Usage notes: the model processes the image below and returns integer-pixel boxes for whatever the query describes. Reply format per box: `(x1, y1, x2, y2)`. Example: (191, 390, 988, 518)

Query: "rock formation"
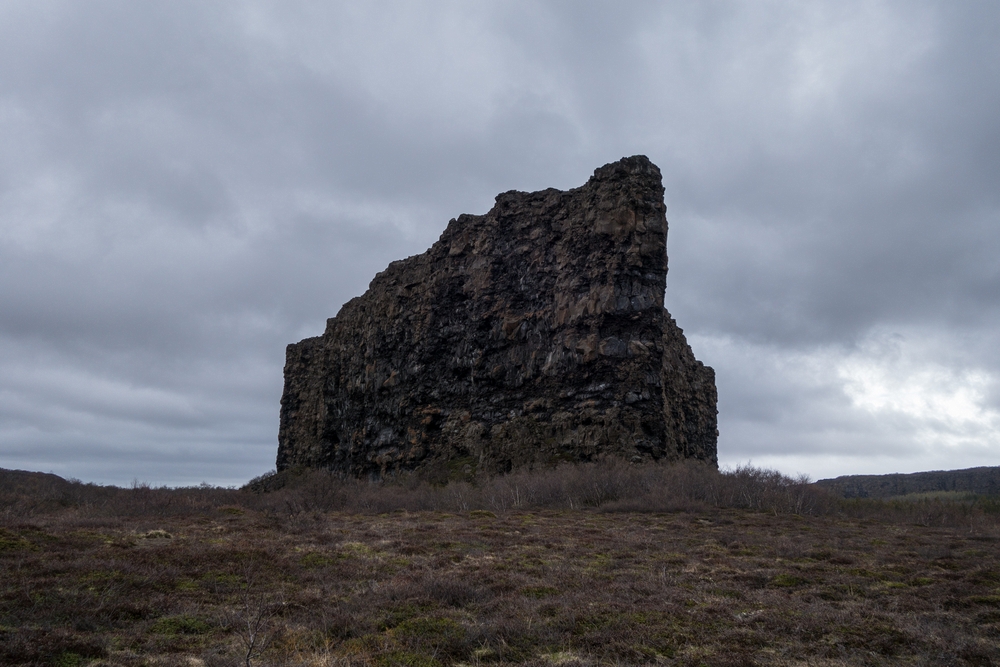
(277, 156, 717, 478)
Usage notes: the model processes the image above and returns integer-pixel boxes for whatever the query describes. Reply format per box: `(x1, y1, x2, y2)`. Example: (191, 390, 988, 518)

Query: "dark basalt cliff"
(277, 156, 717, 477)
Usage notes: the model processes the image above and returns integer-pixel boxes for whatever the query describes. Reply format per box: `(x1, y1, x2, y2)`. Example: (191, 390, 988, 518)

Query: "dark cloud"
(1, 1, 997, 485)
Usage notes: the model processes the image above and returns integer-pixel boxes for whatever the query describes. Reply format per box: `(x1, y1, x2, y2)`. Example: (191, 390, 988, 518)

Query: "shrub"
(3, 458, 997, 529)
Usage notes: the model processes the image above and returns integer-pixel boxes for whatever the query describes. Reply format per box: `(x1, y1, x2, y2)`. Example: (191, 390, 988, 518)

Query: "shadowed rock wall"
(277, 156, 717, 477)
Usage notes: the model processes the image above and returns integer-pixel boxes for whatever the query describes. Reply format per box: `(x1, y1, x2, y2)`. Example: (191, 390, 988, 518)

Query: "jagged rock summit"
(278, 156, 718, 478)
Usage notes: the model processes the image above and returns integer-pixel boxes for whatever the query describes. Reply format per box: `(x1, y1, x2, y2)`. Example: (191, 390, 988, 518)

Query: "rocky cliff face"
(277, 156, 717, 477)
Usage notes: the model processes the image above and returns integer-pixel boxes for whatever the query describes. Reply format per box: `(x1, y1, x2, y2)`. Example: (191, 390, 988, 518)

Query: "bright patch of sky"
(838, 331, 1000, 450)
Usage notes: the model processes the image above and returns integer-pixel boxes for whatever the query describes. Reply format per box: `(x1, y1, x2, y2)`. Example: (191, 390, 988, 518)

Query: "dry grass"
(2, 461, 999, 666)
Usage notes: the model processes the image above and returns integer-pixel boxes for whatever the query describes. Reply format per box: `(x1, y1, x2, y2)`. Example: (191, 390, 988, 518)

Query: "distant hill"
(816, 466, 1000, 498)
(0, 468, 73, 495)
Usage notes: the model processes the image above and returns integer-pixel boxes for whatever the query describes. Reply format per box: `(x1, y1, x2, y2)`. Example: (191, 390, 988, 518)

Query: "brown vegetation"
(2, 461, 999, 666)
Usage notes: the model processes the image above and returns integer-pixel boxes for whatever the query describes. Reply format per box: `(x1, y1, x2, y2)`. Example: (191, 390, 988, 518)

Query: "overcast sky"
(1, 1, 998, 487)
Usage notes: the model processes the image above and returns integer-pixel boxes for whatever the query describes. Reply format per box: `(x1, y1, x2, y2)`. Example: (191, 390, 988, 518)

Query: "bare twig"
(228, 557, 281, 667)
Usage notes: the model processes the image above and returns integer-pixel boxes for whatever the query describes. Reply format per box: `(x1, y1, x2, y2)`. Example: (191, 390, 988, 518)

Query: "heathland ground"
(2, 461, 999, 666)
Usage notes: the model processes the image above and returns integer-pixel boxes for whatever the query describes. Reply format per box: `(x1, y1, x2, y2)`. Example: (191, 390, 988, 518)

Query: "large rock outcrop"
(277, 156, 717, 477)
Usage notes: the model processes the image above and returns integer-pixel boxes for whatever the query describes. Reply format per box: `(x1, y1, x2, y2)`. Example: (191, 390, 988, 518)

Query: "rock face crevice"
(277, 156, 717, 477)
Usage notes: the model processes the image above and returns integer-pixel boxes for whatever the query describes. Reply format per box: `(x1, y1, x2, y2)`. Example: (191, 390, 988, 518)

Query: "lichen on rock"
(277, 156, 718, 477)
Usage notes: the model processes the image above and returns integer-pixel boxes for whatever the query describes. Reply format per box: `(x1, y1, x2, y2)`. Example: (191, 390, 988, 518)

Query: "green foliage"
(522, 585, 559, 599)
(771, 574, 809, 587)
(374, 650, 440, 667)
(0, 530, 35, 552)
(980, 497, 1000, 514)
(52, 652, 83, 667)
(174, 578, 199, 591)
(300, 551, 337, 568)
(150, 614, 212, 636)
(379, 603, 432, 631)
(392, 616, 463, 641)
(391, 616, 467, 658)
(445, 456, 478, 482)
(140, 529, 172, 539)
(967, 595, 1000, 607)
(199, 572, 241, 590)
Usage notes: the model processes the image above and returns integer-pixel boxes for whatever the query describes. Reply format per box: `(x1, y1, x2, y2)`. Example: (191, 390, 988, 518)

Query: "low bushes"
(242, 459, 831, 518)
(3, 459, 998, 530)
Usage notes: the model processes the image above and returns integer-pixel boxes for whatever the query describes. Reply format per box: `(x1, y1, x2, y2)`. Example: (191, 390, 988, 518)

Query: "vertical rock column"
(277, 156, 718, 476)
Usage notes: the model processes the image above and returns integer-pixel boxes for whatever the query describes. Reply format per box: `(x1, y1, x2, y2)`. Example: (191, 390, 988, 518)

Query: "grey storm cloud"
(1, 0, 998, 485)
